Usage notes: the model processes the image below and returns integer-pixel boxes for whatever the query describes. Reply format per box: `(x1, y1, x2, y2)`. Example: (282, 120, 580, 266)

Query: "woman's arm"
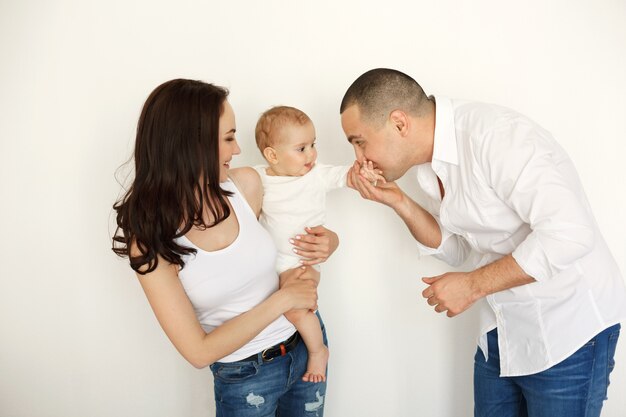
(137, 255, 318, 369)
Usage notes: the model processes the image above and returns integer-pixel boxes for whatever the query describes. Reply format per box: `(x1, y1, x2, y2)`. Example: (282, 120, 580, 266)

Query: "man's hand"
(291, 225, 339, 266)
(421, 271, 483, 317)
(421, 256, 535, 317)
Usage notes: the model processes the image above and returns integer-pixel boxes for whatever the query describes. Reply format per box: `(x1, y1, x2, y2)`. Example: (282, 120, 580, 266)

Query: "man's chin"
(384, 172, 398, 182)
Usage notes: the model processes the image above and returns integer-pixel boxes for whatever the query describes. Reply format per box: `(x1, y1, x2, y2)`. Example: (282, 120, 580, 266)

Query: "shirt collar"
(432, 96, 459, 166)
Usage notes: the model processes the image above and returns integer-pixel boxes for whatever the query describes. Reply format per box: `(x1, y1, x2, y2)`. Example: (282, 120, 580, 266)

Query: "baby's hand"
(359, 160, 385, 186)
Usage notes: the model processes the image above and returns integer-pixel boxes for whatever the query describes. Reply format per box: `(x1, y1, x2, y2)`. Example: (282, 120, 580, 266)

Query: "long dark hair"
(112, 79, 231, 274)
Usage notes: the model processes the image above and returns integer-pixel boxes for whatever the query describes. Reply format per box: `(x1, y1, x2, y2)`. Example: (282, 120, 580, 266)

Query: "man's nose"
(353, 146, 364, 162)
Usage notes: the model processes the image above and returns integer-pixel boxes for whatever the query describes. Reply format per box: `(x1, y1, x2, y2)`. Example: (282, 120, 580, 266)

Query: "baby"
(254, 106, 382, 383)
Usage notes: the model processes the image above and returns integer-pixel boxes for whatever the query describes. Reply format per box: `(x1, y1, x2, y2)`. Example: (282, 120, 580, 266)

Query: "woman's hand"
(290, 225, 339, 266)
(279, 266, 319, 311)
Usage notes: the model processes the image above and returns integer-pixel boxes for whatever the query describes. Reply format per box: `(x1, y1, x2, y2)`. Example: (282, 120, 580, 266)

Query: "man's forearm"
(470, 254, 536, 298)
(392, 192, 442, 249)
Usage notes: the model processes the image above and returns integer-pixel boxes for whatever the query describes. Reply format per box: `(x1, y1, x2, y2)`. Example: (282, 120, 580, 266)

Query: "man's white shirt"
(414, 96, 626, 376)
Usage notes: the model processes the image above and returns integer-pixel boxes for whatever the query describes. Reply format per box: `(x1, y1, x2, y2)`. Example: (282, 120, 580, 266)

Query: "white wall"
(1, 1, 625, 416)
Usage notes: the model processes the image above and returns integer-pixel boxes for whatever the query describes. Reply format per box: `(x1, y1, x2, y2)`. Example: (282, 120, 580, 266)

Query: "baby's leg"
(284, 309, 329, 383)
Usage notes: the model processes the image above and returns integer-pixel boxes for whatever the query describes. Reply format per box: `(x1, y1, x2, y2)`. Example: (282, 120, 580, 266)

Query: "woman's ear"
(263, 147, 279, 165)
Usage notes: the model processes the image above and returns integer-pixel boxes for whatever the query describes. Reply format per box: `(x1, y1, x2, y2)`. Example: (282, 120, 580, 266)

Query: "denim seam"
(583, 340, 597, 417)
(212, 362, 260, 383)
(516, 391, 524, 416)
(607, 330, 620, 372)
(604, 335, 611, 397)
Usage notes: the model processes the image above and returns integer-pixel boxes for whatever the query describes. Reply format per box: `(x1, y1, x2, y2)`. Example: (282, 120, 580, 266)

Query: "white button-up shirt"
(414, 96, 626, 376)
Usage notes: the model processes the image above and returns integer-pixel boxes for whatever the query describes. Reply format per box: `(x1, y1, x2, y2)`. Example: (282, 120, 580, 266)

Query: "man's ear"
(263, 147, 279, 164)
(389, 110, 409, 136)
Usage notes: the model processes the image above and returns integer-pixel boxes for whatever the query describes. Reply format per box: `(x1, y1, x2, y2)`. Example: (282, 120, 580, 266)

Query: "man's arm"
(391, 186, 443, 249)
(352, 158, 534, 316)
(348, 161, 471, 266)
(348, 161, 442, 248)
(479, 122, 596, 282)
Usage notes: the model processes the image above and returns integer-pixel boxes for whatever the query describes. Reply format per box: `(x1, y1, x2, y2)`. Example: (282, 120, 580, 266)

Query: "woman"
(112, 79, 336, 416)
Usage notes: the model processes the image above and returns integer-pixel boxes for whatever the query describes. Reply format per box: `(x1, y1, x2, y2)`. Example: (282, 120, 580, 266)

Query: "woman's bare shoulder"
(229, 167, 263, 216)
(230, 166, 260, 183)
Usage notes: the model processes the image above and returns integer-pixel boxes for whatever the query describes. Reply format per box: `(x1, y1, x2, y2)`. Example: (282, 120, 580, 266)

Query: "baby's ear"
(263, 147, 278, 164)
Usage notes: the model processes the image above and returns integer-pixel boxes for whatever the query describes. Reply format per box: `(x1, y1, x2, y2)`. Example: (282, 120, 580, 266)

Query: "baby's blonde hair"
(255, 106, 312, 153)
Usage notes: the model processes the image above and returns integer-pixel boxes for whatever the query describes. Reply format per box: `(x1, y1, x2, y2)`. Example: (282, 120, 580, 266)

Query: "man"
(340, 68, 625, 417)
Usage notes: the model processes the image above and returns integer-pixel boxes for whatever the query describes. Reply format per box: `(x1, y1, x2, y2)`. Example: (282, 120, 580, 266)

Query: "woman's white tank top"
(175, 179, 296, 362)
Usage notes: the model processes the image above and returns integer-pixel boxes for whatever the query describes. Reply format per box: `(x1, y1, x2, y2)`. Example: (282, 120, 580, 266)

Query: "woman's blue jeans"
(474, 324, 620, 417)
(209, 312, 327, 417)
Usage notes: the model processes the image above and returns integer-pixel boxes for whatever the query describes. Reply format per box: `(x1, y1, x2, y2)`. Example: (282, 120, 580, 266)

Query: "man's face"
(341, 104, 409, 182)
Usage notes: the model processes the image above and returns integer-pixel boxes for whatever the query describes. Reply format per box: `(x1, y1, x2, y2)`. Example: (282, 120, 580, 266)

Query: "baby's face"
(270, 121, 317, 176)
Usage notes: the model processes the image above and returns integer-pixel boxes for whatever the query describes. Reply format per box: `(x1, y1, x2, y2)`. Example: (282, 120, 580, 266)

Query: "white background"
(1, 1, 625, 416)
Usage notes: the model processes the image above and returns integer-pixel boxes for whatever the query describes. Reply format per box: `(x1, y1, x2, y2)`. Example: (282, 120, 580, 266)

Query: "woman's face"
(218, 100, 241, 182)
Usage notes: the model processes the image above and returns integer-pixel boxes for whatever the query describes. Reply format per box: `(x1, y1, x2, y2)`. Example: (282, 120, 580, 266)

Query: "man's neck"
(410, 108, 436, 166)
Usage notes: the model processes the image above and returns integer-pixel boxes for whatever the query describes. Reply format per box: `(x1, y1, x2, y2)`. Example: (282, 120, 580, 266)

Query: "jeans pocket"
(211, 361, 260, 383)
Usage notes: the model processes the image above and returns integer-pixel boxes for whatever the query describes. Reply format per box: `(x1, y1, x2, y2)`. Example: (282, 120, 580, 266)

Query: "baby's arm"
(359, 159, 385, 186)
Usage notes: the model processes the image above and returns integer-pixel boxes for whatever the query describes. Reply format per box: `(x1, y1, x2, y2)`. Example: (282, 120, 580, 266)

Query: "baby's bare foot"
(302, 346, 329, 383)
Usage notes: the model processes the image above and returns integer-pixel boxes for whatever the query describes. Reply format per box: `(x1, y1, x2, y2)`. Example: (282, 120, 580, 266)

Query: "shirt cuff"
(511, 233, 553, 282)
(414, 216, 454, 256)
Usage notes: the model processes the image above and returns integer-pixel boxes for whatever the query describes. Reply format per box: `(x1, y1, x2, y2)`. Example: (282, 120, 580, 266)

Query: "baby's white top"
(255, 163, 349, 272)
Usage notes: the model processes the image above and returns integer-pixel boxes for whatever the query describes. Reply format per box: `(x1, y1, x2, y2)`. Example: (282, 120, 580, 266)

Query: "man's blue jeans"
(209, 313, 327, 417)
(474, 324, 620, 417)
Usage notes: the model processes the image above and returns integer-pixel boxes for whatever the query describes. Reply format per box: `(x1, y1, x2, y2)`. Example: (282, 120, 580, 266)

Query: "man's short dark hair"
(340, 68, 433, 126)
